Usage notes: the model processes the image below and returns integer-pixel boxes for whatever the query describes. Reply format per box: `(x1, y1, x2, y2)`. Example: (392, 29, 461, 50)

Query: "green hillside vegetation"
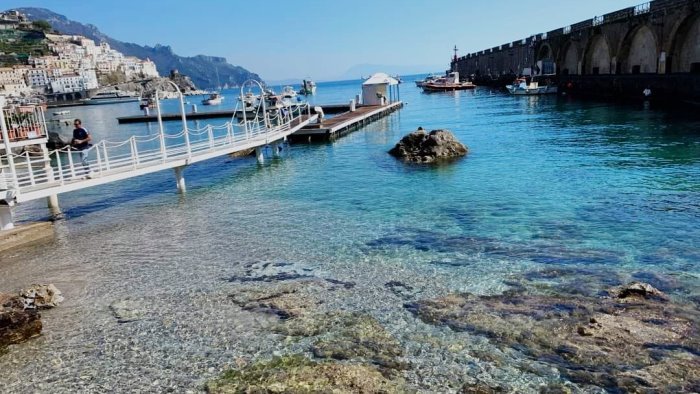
(0, 29, 49, 66)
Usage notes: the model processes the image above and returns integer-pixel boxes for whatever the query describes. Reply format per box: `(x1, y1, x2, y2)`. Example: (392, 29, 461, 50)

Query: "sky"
(4, 0, 643, 81)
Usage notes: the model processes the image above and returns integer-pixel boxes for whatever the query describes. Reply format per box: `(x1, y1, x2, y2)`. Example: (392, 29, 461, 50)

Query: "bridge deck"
(14, 114, 317, 202)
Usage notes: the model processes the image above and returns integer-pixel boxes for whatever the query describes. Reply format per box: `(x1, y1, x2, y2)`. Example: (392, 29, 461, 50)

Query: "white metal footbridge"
(0, 80, 317, 230)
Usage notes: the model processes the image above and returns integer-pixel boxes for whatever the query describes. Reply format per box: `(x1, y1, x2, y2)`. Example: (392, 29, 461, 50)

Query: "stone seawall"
(451, 0, 700, 101)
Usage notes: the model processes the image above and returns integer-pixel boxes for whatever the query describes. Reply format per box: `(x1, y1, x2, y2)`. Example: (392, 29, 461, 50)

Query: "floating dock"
(116, 104, 352, 124)
(291, 101, 403, 142)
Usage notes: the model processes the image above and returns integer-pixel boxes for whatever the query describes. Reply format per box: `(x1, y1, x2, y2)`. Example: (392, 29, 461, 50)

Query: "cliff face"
(14, 7, 262, 89)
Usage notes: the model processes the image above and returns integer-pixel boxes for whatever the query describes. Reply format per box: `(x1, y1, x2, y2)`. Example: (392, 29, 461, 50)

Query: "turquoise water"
(1, 76, 699, 391)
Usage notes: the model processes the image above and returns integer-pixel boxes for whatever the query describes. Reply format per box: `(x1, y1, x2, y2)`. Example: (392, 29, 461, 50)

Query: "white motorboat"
(506, 78, 558, 95)
(82, 91, 140, 105)
(202, 93, 224, 105)
(52, 110, 70, 116)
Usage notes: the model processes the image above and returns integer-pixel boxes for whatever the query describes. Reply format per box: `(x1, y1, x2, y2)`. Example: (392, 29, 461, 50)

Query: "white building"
(50, 74, 84, 94)
(25, 68, 50, 89)
(362, 73, 400, 105)
(0, 67, 29, 95)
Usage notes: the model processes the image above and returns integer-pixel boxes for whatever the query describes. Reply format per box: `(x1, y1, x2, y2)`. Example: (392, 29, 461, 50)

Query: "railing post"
(55, 150, 64, 184)
(130, 136, 138, 168)
(178, 90, 191, 159)
(25, 150, 35, 186)
(96, 143, 103, 174)
(67, 148, 76, 179)
(102, 143, 110, 171)
(208, 124, 214, 149)
(226, 122, 233, 144)
(155, 90, 168, 161)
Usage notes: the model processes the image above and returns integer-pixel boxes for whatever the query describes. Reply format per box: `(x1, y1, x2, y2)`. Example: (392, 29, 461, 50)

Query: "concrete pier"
(291, 101, 403, 142)
(174, 166, 186, 193)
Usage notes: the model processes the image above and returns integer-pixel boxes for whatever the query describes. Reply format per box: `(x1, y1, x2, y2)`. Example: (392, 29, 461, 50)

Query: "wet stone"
(385, 281, 420, 300)
(229, 281, 325, 320)
(206, 354, 407, 393)
(109, 299, 146, 323)
(406, 282, 700, 391)
(0, 293, 42, 350)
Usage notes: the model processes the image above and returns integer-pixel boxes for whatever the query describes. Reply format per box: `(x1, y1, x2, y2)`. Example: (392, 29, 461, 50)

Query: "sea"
(0, 75, 699, 392)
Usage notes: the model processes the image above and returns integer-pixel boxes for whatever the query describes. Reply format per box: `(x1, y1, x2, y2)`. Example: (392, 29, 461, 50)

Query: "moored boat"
(421, 72, 476, 92)
(83, 91, 140, 105)
(415, 74, 441, 87)
(506, 78, 558, 95)
(298, 79, 317, 95)
(202, 93, 224, 105)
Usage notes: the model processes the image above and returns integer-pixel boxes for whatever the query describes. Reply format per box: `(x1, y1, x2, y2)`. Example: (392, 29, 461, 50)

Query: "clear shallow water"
(1, 76, 699, 392)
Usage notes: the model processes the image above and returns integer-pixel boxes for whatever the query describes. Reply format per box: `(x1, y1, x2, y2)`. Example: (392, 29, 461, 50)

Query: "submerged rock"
(229, 281, 325, 319)
(20, 284, 64, 309)
(206, 354, 406, 393)
(0, 293, 42, 350)
(389, 128, 468, 163)
(109, 299, 146, 323)
(406, 282, 700, 391)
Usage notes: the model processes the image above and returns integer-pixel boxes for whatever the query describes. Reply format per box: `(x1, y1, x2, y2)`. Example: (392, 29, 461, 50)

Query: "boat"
(52, 110, 70, 116)
(281, 86, 297, 100)
(201, 93, 224, 105)
(506, 78, 558, 95)
(139, 97, 156, 109)
(415, 74, 441, 87)
(83, 91, 140, 105)
(421, 72, 476, 92)
(298, 79, 317, 95)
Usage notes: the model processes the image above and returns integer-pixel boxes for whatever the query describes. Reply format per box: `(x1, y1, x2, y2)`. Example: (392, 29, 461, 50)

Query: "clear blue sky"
(5, 0, 643, 80)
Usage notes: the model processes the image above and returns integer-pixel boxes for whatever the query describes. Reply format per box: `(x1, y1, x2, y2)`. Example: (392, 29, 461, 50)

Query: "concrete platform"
(0, 222, 54, 253)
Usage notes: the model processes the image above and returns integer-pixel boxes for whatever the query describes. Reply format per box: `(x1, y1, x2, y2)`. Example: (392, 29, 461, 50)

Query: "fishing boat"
(506, 78, 558, 95)
(415, 74, 441, 87)
(421, 72, 476, 92)
(201, 93, 223, 105)
(82, 91, 140, 105)
(298, 79, 317, 95)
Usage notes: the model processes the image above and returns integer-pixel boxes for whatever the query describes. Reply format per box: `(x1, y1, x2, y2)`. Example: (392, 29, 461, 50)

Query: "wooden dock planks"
(292, 101, 403, 141)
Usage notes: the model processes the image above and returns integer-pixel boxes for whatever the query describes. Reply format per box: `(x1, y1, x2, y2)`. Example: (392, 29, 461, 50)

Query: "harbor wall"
(451, 0, 700, 101)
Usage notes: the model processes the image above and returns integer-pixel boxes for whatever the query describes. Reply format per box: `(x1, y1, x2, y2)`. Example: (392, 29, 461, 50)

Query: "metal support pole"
(155, 91, 167, 160)
(271, 141, 280, 158)
(178, 90, 191, 158)
(173, 166, 186, 193)
(255, 146, 264, 164)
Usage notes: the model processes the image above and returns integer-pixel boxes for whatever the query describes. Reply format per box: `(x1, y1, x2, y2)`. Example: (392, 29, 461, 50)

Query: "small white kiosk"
(361, 73, 400, 106)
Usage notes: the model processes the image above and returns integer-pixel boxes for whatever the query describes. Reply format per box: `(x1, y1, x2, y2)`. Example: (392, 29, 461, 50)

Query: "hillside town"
(0, 9, 159, 101)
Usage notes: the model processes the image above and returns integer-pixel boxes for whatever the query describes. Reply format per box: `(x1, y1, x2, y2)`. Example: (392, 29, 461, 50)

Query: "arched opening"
(560, 42, 579, 75)
(670, 14, 700, 73)
(620, 25, 658, 74)
(536, 44, 556, 75)
(585, 36, 612, 75)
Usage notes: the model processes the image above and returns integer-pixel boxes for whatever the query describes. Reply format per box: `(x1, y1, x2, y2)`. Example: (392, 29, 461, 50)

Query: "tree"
(31, 20, 52, 32)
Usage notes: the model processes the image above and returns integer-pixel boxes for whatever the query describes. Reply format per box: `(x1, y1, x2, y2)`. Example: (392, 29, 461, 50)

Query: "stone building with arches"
(451, 0, 700, 101)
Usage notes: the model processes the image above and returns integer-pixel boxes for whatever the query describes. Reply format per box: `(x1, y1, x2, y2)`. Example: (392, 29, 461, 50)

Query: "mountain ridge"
(13, 7, 262, 89)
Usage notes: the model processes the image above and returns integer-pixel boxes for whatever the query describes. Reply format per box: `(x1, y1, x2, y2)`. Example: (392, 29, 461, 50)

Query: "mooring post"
(255, 147, 264, 164)
(174, 166, 186, 193)
(47, 194, 62, 218)
(0, 203, 14, 231)
(271, 141, 280, 158)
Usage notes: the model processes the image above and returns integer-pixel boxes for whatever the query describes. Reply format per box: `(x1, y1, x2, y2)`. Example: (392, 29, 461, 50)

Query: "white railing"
(1, 99, 310, 193)
(1, 105, 47, 142)
(634, 2, 650, 15)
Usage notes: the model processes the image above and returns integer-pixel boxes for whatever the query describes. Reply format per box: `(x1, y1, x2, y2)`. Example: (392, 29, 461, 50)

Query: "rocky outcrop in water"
(206, 354, 406, 393)
(0, 293, 42, 351)
(20, 284, 63, 309)
(405, 282, 700, 391)
(389, 128, 468, 163)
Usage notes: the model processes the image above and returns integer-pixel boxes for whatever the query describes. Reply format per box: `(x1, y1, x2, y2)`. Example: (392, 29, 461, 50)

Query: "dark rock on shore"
(0, 293, 42, 351)
(389, 128, 468, 163)
(206, 355, 406, 393)
(406, 282, 700, 391)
